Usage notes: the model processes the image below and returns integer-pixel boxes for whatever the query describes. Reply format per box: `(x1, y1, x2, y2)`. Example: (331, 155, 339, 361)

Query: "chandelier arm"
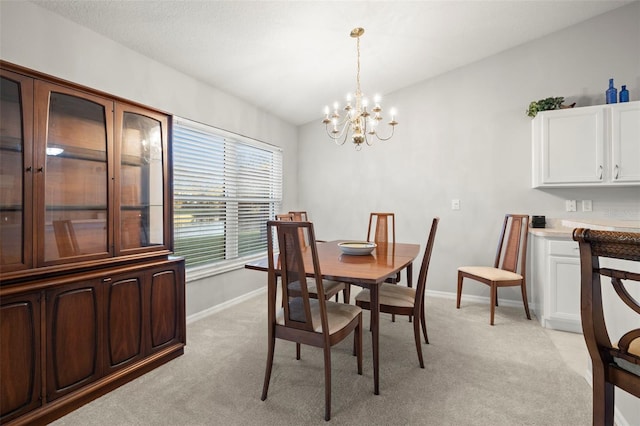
(373, 125, 396, 142)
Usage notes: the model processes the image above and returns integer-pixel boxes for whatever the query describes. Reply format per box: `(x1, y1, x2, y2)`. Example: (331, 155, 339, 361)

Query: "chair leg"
(490, 283, 497, 325)
(413, 310, 425, 368)
(592, 367, 615, 426)
(323, 346, 332, 421)
(261, 336, 276, 401)
(356, 314, 363, 374)
(420, 304, 429, 344)
(520, 280, 532, 320)
(296, 343, 301, 360)
(456, 273, 463, 309)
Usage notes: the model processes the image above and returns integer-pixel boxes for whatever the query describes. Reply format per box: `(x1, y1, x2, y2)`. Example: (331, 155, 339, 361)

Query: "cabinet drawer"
(548, 240, 579, 257)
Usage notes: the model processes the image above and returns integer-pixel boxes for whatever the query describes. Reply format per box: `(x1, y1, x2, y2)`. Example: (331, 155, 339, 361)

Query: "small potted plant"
(527, 97, 575, 118)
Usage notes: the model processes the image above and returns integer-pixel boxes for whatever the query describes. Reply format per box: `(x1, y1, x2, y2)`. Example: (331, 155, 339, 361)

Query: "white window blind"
(173, 117, 282, 270)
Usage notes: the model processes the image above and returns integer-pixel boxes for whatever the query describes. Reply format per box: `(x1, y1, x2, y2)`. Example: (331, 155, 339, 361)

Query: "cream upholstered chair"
(261, 220, 363, 421)
(573, 228, 640, 426)
(275, 213, 349, 304)
(355, 217, 439, 368)
(456, 214, 531, 325)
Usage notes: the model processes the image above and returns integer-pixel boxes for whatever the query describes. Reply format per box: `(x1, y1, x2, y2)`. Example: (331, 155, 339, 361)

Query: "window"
(172, 117, 282, 273)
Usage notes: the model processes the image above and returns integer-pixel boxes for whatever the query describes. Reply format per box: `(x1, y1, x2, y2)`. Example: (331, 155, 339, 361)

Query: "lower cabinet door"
(46, 281, 103, 401)
(104, 273, 144, 373)
(148, 262, 185, 353)
(0, 292, 42, 422)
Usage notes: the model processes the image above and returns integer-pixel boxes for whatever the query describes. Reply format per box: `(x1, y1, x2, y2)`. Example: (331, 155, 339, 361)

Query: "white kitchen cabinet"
(532, 101, 640, 188)
(530, 235, 582, 333)
(611, 101, 640, 183)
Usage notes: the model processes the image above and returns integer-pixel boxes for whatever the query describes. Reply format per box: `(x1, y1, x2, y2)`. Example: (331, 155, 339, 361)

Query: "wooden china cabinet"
(0, 62, 185, 425)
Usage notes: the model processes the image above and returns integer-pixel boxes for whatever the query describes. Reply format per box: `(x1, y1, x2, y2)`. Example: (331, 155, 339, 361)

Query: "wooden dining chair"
(53, 219, 80, 257)
(262, 220, 363, 421)
(355, 217, 439, 368)
(368, 212, 404, 322)
(367, 212, 402, 284)
(573, 228, 640, 426)
(456, 214, 531, 325)
(275, 213, 350, 303)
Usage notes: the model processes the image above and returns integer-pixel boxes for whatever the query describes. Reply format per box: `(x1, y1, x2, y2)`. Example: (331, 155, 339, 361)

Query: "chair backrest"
(494, 214, 529, 274)
(414, 217, 439, 309)
(573, 229, 640, 378)
(53, 219, 80, 257)
(367, 213, 396, 244)
(275, 213, 294, 221)
(288, 211, 309, 248)
(267, 220, 328, 334)
(289, 211, 308, 222)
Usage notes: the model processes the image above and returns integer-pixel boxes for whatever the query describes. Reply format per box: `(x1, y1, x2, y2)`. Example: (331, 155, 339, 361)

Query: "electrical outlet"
(582, 200, 593, 212)
(566, 200, 577, 212)
(451, 199, 460, 210)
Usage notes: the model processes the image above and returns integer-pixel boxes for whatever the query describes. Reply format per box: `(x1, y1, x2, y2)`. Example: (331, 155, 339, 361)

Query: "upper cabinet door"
(0, 69, 34, 272)
(536, 106, 605, 186)
(611, 102, 640, 183)
(114, 103, 170, 255)
(34, 81, 114, 266)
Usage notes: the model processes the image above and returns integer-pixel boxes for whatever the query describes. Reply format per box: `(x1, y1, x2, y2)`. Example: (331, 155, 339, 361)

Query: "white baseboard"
(186, 287, 266, 325)
(427, 289, 530, 309)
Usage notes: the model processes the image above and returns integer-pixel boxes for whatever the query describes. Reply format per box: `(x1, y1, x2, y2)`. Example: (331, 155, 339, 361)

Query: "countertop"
(529, 218, 640, 238)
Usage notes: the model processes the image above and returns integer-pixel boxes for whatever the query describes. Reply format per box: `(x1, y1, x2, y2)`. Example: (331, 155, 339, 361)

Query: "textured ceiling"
(31, 0, 632, 126)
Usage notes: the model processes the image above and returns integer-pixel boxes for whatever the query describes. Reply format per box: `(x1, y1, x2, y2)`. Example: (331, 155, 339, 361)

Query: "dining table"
(245, 239, 421, 395)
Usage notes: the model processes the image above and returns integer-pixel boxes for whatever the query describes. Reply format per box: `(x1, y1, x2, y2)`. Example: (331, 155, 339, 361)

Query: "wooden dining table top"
(245, 240, 421, 286)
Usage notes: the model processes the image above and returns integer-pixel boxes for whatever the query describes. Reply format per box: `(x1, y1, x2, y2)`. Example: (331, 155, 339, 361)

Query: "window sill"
(185, 252, 267, 282)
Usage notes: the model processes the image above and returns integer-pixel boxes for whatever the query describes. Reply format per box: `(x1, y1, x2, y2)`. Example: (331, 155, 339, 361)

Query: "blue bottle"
(606, 78, 617, 104)
(620, 85, 629, 103)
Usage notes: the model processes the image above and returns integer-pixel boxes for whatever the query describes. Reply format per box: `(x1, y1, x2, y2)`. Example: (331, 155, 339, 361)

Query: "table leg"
(407, 262, 413, 288)
(371, 284, 380, 395)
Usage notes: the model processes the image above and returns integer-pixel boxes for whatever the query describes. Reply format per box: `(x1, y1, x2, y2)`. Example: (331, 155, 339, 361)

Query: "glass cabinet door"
(116, 104, 168, 254)
(34, 82, 114, 264)
(0, 70, 33, 272)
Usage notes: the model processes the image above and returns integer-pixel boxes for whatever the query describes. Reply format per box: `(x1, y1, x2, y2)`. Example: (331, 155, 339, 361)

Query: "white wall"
(298, 2, 640, 304)
(0, 0, 298, 316)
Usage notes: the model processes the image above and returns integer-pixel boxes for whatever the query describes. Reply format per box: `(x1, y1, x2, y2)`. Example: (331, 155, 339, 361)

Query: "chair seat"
(276, 298, 361, 333)
(613, 338, 640, 376)
(288, 278, 345, 296)
(458, 266, 522, 282)
(355, 284, 416, 309)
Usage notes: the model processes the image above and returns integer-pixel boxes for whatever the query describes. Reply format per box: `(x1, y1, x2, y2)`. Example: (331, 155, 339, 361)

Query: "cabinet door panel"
(149, 269, 181, 350)
(106, 276, 143, 370)
(0, 293, 41, 422)
(0, 70, 33, 271)
(34, 81, 114, 266)
(611, 102, 640, 183)
(541, 108, 604, 184)
(115, 104, 169, 255)
(46, 283, 102, 400)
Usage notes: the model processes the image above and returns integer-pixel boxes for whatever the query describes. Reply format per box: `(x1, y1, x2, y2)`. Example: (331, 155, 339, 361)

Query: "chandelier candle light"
(322, 27, 398, 148)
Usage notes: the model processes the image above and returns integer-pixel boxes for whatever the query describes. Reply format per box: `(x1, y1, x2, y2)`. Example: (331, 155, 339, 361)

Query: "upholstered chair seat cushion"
(288, 278, 344, 296)
(614, 337, 640, 377)
(355, 283, 416, 309)
(458, 266, 522, 282)
(276, 298, 361, 333)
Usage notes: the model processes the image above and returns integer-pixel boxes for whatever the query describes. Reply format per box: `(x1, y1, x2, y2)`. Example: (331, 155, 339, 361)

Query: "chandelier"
(322, 27, 398, 149)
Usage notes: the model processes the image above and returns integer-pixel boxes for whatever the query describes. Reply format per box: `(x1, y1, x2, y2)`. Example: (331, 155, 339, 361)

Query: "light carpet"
(52, 292, 591, 425)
